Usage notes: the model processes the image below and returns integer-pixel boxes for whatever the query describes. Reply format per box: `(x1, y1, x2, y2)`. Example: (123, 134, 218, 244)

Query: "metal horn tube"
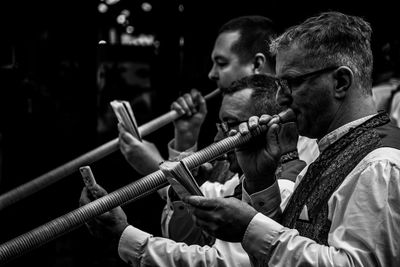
(0, 89, 221, 212)
(0, 109, 294, 264)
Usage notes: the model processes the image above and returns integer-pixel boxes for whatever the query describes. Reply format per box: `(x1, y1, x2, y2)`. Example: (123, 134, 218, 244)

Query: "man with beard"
(184, 11, 400, 267)
(80, 74, 309, 267)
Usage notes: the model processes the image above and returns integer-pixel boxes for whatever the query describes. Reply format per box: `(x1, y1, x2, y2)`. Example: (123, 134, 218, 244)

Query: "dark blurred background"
(0, 0, 397, 266)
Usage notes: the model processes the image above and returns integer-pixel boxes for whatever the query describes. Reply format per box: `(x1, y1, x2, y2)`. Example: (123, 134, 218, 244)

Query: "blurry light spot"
(121, 34, 155, 46)
(98, 40, 107, 44)
(109, 28, 117, 44)
(141, 2, 152, 12)
(121, 9, 130, 16)
(105, 0, 119, 5)
(117, 14, 126, 24)
(178, 4, 184, 12)
(179, 36, 184, 47)
(126, 26, 135, 34)
(98, 3, 108, 13)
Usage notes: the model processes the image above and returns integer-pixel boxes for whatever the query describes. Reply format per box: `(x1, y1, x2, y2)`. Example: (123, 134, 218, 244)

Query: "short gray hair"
(270, 11, 373, 95)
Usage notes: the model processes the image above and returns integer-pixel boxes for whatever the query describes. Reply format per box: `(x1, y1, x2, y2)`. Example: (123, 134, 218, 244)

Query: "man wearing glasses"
(80, 15, 317, 266)
(79, 74, 310, 266)
(184, 11, 400, 266)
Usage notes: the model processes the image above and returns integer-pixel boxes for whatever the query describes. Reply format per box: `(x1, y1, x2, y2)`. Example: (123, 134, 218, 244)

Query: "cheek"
(294, 86, 334, 135)
(218, 71, 235, 88)
(294, 86, 331, 112)
(220, 67, 251, 87)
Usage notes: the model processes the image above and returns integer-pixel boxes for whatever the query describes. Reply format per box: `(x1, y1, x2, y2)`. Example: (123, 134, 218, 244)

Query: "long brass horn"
(0, 89, 221, 211)
(0, 109, 295, 265)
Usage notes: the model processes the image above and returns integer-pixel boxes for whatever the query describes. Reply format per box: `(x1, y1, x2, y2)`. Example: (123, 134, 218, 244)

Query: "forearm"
(242, 180, 282, 221)
(168, 139, 197, 160)
(128, 158, 160, 175)
(174, 129, 200, 152)
(119, 225, 249, 267)
(243, 214, 360, 267)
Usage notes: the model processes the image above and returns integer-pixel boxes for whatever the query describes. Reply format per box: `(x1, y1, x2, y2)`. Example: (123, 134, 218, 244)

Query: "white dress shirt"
(117, 138, 300, 266)
(242, 115, 400, 266)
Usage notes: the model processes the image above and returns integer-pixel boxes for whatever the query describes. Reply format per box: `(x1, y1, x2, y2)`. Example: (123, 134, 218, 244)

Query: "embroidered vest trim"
(281, 112, 398, 245)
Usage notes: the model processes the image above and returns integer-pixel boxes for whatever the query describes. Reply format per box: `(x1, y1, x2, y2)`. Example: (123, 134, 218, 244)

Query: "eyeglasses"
(275, 66, 339, 94)
(216, 120, 248, 135)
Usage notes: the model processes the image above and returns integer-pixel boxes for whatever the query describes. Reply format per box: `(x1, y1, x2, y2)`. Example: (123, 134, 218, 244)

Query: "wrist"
(244, 175, 275, 194)
(115, 222, 130, 237)
(127, 156, 160, 175)
(174, 130, 199, 151)
(279, 150, 299, 164)
(110, 222, 129, 248)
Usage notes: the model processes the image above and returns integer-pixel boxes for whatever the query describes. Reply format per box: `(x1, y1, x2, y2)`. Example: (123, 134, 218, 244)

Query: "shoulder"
(362, 147, 400, 167)
(346, 147, 400, 186)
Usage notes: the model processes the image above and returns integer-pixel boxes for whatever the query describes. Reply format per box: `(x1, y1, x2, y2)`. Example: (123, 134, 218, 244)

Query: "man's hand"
(79, 184, 129, 246)
(230, 115, 281, 193)
(171, 89, 207, 151)
(118, 123, 164, 175)
(171, 151, 212, 187)
(278, 122, 299, 155)
(182, 196, 258, 242)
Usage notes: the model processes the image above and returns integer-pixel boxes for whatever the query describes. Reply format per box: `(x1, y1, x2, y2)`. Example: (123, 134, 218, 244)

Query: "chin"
(296, 116, 310, 137)
(226, 152, 243, 173)
(227, 161, 240, 173)
(300, 127, 320, 139)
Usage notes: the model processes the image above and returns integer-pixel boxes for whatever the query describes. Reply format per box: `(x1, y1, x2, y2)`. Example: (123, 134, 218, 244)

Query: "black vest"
(281, 112, 400, 245)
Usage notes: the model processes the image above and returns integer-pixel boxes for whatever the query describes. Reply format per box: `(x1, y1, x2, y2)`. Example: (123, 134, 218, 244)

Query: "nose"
(208, 65, 218, 81)
(276, 86, 292, 107)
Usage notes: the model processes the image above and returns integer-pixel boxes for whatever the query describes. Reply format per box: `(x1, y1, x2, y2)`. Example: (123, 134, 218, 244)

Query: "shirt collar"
(318, 114, 376, 153)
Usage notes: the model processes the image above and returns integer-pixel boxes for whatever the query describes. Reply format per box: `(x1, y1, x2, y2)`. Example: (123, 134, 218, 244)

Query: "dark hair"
(270, 11, 373, 95)
(222, 74, 283, 116)
(218, 15, 278, 71)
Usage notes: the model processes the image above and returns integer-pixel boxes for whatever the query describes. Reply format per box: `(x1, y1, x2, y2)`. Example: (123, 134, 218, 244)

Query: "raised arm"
(171, 89, 207, 151)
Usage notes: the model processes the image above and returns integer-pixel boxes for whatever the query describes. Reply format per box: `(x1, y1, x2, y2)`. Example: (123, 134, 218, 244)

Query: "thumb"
(89, 184, 108, 199)
(266, 124, 281, 158)
(196, 94, 207, 115)
(182, 195, 212, 208)
(120, 131, 141, 147)
(118, 123, 127, 134)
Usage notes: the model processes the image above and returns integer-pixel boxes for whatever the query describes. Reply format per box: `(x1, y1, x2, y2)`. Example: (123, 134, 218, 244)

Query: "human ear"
(253, 53, 266, 73)
(333, 66, 353, 99)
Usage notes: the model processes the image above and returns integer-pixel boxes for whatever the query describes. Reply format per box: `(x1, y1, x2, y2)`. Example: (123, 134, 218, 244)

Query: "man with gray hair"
(184, 11, 400, 266)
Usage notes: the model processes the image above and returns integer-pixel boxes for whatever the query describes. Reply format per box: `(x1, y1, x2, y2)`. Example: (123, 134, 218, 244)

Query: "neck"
(327, 94, 377, 134)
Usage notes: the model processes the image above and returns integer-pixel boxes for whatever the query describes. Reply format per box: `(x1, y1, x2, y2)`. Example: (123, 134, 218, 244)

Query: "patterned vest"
(281, 112, 400, 245)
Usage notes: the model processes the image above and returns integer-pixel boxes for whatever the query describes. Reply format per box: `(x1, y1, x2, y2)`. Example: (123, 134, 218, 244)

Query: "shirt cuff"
(157, 185, 170, 201)
(118, 225, 152, 265)
(242, 213, 285, 260)
(242, 180, 281, 214)
(167, 139, 198, 160)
